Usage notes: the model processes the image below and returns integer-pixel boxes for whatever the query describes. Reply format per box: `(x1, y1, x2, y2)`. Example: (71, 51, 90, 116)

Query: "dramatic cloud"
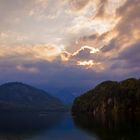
(0, 0, 139, 96)
(0, 44, 63, 62)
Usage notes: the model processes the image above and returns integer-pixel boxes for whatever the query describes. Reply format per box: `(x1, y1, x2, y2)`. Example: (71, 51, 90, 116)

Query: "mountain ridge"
(0, 82, 65, 111)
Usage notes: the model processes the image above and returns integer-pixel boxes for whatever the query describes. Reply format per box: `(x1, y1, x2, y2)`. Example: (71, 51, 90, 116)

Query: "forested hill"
(72, 78, 140, 115)
(0, 82, 65, 111)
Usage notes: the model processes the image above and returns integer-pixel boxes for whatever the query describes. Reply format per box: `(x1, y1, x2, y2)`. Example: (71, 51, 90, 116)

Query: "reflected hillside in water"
(0, 112, 64, 140)
(73, 113, 140, 140)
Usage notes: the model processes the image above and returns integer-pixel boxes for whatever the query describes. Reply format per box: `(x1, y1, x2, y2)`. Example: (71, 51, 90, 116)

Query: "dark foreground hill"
(0, 82, 65, 111)
(72, 78, 140, 116)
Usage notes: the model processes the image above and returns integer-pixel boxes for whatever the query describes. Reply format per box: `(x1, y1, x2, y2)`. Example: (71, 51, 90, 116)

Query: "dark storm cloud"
(118, 42, 140, 68)
(100, 41, 140, 79)
(72, 48, 95, 61)
(101, 39, 116, 52)
(98, 0, 140, 62)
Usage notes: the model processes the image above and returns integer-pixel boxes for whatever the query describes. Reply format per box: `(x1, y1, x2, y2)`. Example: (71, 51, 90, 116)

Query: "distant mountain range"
(0, 82, 65, 111)
(72, 78, 140, 115)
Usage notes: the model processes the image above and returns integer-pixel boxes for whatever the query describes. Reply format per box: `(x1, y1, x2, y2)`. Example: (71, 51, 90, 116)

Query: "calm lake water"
(0, 112, 139, 140)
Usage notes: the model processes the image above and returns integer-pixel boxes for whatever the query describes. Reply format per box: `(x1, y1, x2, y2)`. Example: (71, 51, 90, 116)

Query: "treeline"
(72, 78, 140, 115)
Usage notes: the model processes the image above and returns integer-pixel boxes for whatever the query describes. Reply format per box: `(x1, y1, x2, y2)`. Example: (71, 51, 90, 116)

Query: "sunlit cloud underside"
(0, 0, 139, 93)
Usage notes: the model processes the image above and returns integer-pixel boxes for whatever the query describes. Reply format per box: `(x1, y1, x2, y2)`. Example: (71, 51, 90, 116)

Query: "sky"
(0, 0, 139, 97)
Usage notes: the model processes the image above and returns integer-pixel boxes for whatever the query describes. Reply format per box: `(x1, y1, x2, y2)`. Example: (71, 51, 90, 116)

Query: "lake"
(0, 112, 139, 140)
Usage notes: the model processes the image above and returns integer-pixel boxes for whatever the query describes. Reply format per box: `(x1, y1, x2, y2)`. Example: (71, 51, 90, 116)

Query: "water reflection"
(1, 111, 139, 140)
(73, 113, 140, 140)
(0, 112, 64, 140)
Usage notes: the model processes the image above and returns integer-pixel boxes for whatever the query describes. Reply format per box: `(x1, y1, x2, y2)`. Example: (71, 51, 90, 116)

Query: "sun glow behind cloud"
(73, 45, 100, 55)
(0, 0, 139, 77)
(77, 60, 101, 69)
(0, 44, 63, 62)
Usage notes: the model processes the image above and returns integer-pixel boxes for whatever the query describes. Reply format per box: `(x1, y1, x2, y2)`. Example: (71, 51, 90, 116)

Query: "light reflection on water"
(73, 113, 140, 140)
(0, 112, 96, 140)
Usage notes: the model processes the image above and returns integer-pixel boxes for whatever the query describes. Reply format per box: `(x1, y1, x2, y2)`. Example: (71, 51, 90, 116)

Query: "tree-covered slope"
(0, 82, 65, 111)
(72, 78, 140, 115)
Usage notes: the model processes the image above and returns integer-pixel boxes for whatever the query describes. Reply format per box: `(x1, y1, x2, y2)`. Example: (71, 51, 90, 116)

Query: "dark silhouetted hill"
(0, 82, 65, 111)
(72, 78, 140, 115)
